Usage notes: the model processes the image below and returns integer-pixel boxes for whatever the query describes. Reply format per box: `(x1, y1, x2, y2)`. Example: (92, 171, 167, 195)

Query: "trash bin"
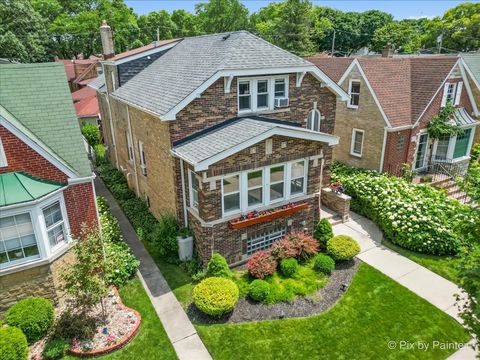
(177, 236, 193, 261)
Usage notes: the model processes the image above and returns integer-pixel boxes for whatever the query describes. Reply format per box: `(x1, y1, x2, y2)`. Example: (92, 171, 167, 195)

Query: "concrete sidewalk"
(95, 178, 212, 360)
(331, 211, 476, 359)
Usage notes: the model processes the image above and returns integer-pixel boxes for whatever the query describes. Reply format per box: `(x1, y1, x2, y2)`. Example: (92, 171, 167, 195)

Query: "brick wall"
(333, 64, 386, 171)
(383, 129, 411, 175)
(64, 182, 98, 238)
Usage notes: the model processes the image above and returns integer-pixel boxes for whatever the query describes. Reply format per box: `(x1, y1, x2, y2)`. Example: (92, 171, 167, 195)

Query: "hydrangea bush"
(332, 163, 479, 255)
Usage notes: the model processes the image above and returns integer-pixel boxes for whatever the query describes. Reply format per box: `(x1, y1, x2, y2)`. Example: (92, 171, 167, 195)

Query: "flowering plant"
(232, 203, 297, 223)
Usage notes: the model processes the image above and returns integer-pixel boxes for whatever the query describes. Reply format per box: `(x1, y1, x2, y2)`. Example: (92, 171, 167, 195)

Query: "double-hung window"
(274, 79, 286, 99)
(290, 161, 306, 196)
(189, 171, 199, 210)
(442, 82, 463, 106)
(43, 201, 66, 249)
(269, 165, 285, 202)
(348, 80, 360, 108)
(238, 81, 251, 111)
(0, 213, 40, 268)
(446, 83, 456, 103)
(223, 175, 241, 214)
(351, 129, 364, 157)
(247, 170, 263, 207)
(257, 80, 269, 109)
(238, 76, 288, 113)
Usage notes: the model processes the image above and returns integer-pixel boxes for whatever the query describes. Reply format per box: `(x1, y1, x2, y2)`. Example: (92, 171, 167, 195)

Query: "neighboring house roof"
(310, 56, 459, 127)
(57, 59, 97, 81)
(72, 86, 97, 102)
(88, 74, 106, 93)
(0, 63, 92, 177)
(461, 53, 480, 90)
(172, 116, 339, 171)
(306, 57, 354, 83)
(0, 172, 66, 207)
(113, 31, 348, 120)
(74, 96, 99, 118)
(112, 39, 180, 62)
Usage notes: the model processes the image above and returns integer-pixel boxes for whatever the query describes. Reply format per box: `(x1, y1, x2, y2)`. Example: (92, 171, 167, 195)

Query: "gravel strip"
(188, 258, 360, 324)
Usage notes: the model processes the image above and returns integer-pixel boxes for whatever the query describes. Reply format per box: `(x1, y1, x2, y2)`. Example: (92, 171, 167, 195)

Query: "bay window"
(43, 202, 66, 248)
(237, 76, 289, 113)
(0, 213, 39, 267)
(221, 159, 308, 216)
(433, 128, 474, 161)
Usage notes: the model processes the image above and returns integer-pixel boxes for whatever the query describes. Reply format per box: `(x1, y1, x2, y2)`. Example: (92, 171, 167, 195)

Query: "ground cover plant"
(331, 163, 479, 255)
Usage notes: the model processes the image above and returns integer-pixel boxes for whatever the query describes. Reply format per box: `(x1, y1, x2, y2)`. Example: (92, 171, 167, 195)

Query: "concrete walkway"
(95, 178, 212, 360)
(331, 211, 476, 359)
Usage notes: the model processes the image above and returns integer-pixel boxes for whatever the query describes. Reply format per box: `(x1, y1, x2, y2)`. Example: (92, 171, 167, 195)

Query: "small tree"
(314, 218, 333, 247)
(81, 123, 100, 147)
(61, 229, 108, 321)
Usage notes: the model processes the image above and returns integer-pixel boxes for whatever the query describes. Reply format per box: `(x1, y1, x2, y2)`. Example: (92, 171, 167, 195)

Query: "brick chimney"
(100, 20, 114, 60)
(382, 43, 394, 58)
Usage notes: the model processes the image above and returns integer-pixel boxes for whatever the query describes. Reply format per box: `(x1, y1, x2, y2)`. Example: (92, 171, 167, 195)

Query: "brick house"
(461, 53, 480, 145)
(0, 63, 98, 310)
(95, 26, 349, 265)
(308, 55, 480, 175)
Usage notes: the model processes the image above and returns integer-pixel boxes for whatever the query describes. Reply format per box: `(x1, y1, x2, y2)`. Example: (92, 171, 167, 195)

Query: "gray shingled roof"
(88, 74, 106, 93)
(0, 63, 92, 177)
(172, 117, 338, 170)
(462, 53, 480, 87)
(113, 31, 313, 117)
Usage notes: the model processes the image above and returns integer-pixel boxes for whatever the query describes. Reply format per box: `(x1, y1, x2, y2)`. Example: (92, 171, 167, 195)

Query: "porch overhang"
(171, 116, 339, 172)
(453, 108, 479, 127)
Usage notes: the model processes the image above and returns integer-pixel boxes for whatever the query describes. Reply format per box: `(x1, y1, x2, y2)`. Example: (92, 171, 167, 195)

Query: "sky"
(124, 0, 468, 19)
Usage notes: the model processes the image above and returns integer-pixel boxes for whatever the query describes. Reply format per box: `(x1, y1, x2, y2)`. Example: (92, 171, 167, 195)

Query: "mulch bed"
(187, 258, 360, 324)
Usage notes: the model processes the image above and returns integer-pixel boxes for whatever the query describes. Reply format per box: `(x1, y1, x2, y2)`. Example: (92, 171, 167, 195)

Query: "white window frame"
(289, 160, 307, 198)
(348, 79, 360, 109)
(246, 169, 264, 209)
(0, 192, 71, 272)
(307, 109, 321, 132)
(220, 158, 308, 217)
(414, 131, 429, 170)
(274, 78, 287, 99)
(432, 126, 474, 162)
(189, 170, 200, 211)
(0, 137, 7, 167)
(441, 81, 463, 107)
(42, 200, 67, 253)
(126, 131, 133, 162)
(350, 128, 364, 157)
(138, 141, 147, 175)
(237, 75, 289, 114)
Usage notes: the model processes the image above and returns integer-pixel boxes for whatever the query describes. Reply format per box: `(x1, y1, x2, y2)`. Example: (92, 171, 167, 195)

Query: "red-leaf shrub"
(287, 231, 319, 259)
(247, 251, 277, 279)
(270, 238, 299, 259)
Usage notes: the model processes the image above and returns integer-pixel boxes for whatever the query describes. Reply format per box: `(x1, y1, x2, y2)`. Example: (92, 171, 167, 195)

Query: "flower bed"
(229, 203, 308, 229)
(331, 163, 479, 255)
(68, 287, 141, 357)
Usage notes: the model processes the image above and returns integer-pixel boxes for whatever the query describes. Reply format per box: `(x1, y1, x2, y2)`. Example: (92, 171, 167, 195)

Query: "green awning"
(0, 172, 66, 207)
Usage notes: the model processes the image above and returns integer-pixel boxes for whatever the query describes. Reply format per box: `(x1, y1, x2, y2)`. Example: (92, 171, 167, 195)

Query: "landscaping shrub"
(105, 240, 140, 287)
(193, 277, 239, 316)
(97, 196, 122, 243)
(327, 235, 360, 261)
(248, 279, 270, 302)
(0, 326, 28, 360)
(314, 254, 335, 274)
(331, 163, 480, 255)
(288, 231, 320, 260)
(270, 238, 298, 260)
(53, 310, 96, 340)
(280, 258, 298, 277)
(206, 253, 232, 278)
(5, 297, 54, 343)
(314, 218, 333, 247)
(247, 251, 277, 279)
(42, 338, 71, 360)
(94, 144, 107, 165)
(81, 123, 100, 147)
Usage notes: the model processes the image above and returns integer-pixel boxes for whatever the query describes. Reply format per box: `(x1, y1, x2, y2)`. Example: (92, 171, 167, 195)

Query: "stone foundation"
(0, 249, 75, 313)
(321, 187, 351, 222)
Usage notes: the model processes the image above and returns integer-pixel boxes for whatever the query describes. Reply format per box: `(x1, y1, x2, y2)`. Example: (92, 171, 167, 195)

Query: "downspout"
(180, 159, 188, 227)
(319, 157, 325, 219)
(379, 127, 388, 173)
(126, 106, 140, 196)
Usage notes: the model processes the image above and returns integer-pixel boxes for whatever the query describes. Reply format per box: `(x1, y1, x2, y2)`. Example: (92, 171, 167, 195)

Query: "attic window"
(0, 138, 7, 168)
(348, 80, 360, 108)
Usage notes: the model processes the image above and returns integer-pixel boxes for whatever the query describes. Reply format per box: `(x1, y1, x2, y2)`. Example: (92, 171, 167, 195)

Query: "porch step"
(320, 206, 344, 226)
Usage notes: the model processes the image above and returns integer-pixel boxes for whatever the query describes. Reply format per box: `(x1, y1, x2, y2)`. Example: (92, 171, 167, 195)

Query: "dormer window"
(237, 76, 289, 113)
(348, 80, 360, 108)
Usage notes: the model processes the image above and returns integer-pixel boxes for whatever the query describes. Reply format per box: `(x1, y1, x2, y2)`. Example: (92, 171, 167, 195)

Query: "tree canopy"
(0, 0, 478, 61)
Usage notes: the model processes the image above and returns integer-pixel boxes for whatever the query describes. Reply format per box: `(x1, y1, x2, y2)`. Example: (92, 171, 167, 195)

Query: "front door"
(415, 133, 429, 169)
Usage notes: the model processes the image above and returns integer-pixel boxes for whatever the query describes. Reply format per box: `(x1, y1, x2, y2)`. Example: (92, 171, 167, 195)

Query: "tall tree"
(371, 20, 422, 53)
(0, 0, 49, 62)
(137, 10, 177, 44)
(359, 10, 393, 49)
(249, 2, 283, 44)
(440, 2, 480, 52)
(171, 9, 201, 37)
(195, 0, 249, 34)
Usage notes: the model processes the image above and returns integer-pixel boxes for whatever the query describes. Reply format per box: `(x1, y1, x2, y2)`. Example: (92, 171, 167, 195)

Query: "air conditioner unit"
(274, 98, 289, 108)
(140, 164, 147, 176)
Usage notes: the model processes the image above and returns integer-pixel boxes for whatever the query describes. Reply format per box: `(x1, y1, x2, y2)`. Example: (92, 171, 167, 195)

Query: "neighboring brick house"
(461, 53, 480, 145)
(308, 55, 480, 175)
(0, 63, 98, 311)
(96, 27, 349, 265)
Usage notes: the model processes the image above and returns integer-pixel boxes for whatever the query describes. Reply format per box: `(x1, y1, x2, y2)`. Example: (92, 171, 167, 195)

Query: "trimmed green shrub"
(247, 251, 277, 279)
(0, 326, 28, 360)
(42, 338, 71, 360)
(314, 254, 335, 274)
(314, 218, 333, 247)
(97, 196, 122, 243)
(280, 258, 298, 277)
(193, 277, 239, 316)
(94, 144, 106, 165)
(105, 240, 140, 287)
(248, 279, 270, 302)
(5, 297, 54, 343)
(206, 253, 232, 278)
(81, 123, 100, 147)
(327, 235, 360, 261)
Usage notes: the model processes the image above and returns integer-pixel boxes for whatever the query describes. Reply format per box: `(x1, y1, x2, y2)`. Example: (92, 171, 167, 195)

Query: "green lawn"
(63, 278, 177, 360)
(382, 240, 461, 284)
(196, 264, 469, 360)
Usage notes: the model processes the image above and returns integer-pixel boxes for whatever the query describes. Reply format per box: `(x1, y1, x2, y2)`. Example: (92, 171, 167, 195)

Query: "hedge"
(193, 277, 239, 316)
